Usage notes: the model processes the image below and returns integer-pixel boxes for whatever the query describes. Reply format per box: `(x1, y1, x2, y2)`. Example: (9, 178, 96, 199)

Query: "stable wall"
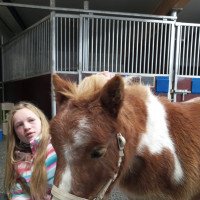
(3, 74, 52, 119)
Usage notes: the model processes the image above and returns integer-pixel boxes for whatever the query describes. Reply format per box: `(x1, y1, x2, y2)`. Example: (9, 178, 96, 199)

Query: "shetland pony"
(50, 74, 200, 200)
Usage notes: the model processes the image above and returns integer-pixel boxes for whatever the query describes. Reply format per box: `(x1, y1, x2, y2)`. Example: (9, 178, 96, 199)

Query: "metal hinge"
(170, 89, 191, 101)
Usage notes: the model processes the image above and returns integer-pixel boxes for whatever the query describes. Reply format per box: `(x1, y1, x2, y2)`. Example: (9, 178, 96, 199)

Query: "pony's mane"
(61, 74, 150, 102)
(62, 74, 112, 100)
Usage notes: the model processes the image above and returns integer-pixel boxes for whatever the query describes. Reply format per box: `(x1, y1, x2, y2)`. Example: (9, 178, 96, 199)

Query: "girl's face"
(13, 108, 42, 144)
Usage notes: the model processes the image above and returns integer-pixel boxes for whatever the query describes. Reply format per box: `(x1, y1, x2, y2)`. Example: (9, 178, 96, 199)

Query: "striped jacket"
(10, 137, 57, 200)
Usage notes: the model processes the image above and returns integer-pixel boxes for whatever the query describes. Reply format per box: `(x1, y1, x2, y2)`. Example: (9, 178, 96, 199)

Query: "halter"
(51, 133, 126, 200)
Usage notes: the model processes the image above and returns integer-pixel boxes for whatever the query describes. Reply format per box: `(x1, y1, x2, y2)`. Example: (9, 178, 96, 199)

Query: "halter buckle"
(117, 133, 126, 150)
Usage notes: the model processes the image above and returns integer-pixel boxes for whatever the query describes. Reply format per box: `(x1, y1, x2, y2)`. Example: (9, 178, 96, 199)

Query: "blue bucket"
(0, 130, 3, 141)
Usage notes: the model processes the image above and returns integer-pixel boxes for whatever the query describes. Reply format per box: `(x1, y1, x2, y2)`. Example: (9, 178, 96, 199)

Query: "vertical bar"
(115, 20, 119, 71)
(159, 23, 163, 74)
(177, 25, 182, 75)
(50, 11, 56, 117)
(168, 21, 176, 101)
(82, 17, 84, 71)
(131, 21, 135, 73)
(48, 18, 51, 70)
(42, 22, 45, 72)
(77, 18, 79, 69)
(85, 17, 88, 71)
(40, 23, 43, 72)
(31, 29, 33, 71)
(119, 20, 123, 72)
(46, 19, 48, 70)
(95, 18, 98, 71)
(111, 20, 115, 72)
(108, 19, 111, 69)
(99, 18, 102, 70)
(174, 25, 181, 102)
(39, 25, 42, 73)
(56, 17, 58, 71)
(91, 18, 94, 69)
(44, 21, 47, 71)
(181, 26, 186, 75)
(185, 26, 190, 75)
(69, 18, 71, 71)
(78, 16, 83, 82)
(143, 22, 147, 73)
(136, 21, 139, 73)
(196, 28, 200, 75)
(193, 26, 197, 75)
(127, 20, 131, 73)
(38, 24, 41, 72)
(72, 18, 75, 69)
(147, 23, 151, 73)
(60, 17, 62, 71)
(162, 24, 167, 74)
(1, 36, 5, 101)
(35, 26, 38, 74)
(29, 30, 32, 73)
(64, 18, 67, 71)
(155, 23, 159, 74)
(151, 23, 155, 74)
(103, 19, 106, 70)
(123, 20, 127, 73)
(189, 26, 194, 75)
(139, 22, 143, 73)
(166, 24, 171, 74)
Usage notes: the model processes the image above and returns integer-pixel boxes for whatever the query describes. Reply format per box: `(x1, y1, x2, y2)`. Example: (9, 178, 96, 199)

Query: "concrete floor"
(0, 137, 6, 193)
(0, 136, 7, 199)
(0, 136, 128, 199)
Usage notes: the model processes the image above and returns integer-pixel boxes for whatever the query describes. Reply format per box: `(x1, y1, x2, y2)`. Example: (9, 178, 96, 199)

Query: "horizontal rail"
(0, 2, 176, 21)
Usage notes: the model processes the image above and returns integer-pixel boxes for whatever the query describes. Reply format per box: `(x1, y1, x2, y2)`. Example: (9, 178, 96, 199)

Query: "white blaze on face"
(73, 117, 91, 147)
(59, 165, 72, 192)
(137, 89, 184, 183)
(59, 117, 91, 191)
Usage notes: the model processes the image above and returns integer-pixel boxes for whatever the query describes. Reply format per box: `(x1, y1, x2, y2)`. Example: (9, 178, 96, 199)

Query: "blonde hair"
(4, 101, 50, 199)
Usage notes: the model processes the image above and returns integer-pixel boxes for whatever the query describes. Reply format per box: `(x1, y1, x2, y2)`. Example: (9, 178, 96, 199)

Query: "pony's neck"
(120, 88, 183, 189)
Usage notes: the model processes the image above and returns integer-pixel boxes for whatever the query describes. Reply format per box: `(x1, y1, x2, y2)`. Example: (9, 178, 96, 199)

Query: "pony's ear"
(100, 75, 124, 118)
(52, 74, 73, 105)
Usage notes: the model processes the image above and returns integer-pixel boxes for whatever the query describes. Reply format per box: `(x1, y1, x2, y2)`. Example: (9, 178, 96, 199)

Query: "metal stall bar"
(168, 21, 176, 100)
(197, 28, 200, 75)
(192, 26, 197, 76)
(176, 22, 200, 77)
(150, 23, 155, 74)
(127, 20, 131, 72)
(50, 11, 56, 117)
(78, 16, 83, 82)
(173, 25, 181, 102)
(2, 16, 51, 82)
(79, 14, 174, 78)
(54, 13, 80, 74)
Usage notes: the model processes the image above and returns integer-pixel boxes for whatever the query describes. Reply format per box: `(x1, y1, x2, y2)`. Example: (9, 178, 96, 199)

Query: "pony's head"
(50, 74, 127, 199)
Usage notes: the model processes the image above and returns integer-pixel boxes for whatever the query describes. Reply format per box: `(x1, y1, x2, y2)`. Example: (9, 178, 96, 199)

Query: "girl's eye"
(28, 118, 35, 122)
(15, 123, 23, 128)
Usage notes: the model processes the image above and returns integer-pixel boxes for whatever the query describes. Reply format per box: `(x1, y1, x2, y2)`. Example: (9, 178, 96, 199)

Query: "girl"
(4, 102, 57, 200)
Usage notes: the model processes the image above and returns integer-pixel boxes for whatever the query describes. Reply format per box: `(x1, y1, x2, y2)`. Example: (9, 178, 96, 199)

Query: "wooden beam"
(153, 0, 191, 15)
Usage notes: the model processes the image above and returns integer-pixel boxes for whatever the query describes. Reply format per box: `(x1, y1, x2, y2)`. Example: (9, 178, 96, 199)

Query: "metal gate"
(53, 13, 175, 76)
(2, 10, 200, 115)
(173, 22, 200, 101)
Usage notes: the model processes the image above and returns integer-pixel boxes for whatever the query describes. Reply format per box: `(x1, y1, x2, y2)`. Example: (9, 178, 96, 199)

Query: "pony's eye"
(91, 147, 107, 159)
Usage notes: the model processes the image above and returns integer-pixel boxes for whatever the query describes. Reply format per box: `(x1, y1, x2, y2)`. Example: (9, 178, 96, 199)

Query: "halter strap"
(51, 185, 87, 200)
(51, 133, 126, 200)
